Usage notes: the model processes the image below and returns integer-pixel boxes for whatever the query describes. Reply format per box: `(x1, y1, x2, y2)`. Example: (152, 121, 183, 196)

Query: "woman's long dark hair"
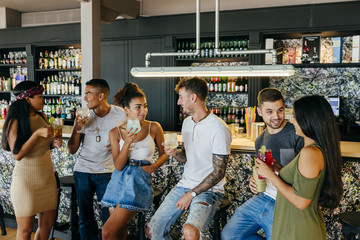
(113, 83, 145, 108)
(294, 95, 342, 209)
(2, 81, 41, 154)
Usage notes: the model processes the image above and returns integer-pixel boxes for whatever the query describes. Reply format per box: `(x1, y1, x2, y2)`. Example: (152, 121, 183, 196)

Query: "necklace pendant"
(96, 135, 101, 142)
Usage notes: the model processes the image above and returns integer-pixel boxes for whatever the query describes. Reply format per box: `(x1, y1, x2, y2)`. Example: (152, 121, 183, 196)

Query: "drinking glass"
(76, 108, 90, 121)
(164, 133, 179, 166)
(164, 133, 179, 150)
(76, 108, 90, 132)
(52, 118, 64, 138)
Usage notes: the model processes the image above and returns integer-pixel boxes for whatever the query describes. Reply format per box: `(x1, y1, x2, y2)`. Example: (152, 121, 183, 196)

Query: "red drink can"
(257, 148, 274, 179)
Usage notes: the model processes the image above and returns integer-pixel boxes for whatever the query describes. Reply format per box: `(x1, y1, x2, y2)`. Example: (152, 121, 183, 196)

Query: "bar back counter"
(0, 127, 359, 239)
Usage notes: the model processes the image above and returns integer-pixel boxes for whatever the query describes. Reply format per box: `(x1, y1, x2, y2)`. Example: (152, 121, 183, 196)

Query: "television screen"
(325, 96, 340, 117)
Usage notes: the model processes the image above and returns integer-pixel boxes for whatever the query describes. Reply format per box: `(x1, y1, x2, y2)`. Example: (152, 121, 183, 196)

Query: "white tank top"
(118, 122, 155, 161)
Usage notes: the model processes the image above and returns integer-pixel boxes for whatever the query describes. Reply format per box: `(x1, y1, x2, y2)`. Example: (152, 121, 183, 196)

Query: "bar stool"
(0, 202, 6, 236)
(211, 198, 231, 239)
(339, 211, 360, 240)
(132, 188, 165, 240)
(50, 175, 79, 240)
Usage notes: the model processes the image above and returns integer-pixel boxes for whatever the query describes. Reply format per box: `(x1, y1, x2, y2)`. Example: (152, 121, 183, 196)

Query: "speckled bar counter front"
(0, 132, 359, 239)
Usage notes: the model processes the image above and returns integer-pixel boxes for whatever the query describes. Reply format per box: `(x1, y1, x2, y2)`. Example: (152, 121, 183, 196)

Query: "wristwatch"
(190, 191, 197, 198)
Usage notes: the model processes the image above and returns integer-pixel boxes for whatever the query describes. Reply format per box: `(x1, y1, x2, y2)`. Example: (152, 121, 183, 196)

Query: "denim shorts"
(101, 160, 153, 212)
(149, 186, 223, 240)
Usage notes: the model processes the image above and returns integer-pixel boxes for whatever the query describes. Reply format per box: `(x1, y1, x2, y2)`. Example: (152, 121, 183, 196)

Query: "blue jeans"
(222, 193, 275, 240)
(74, 171, 111, 240)
(149, 186, 223, 240)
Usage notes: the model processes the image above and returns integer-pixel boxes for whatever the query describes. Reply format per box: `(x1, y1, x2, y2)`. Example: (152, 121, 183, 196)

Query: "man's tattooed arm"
(174, 142, 187, 163)
(191, 154, 229, 194)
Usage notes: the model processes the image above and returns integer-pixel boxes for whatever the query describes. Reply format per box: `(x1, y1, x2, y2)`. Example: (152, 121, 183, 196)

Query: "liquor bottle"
(39, 52, 44, 69)
(49, 51, 54, 69)
(302, 40, 310, 63)
(64, 76, 69, 95)
(74, 78, 80, 95)
(235, 77, 240, 92)
(312, 47, 319, 63)
(56, 98, 62, 118)
(69, 76, 74, 95)
(214, 77, 219, 92)
(239, 107, 245, 127)
(235, 108, 240, 124)
(44, 51, 49, 69)
(232, 107, 236, 123)
(62, 51, 67, 69)
(200, 41, 205, 58)
(209, 41, 214, 58)
(222, 77, 227, 92)
(54, 51, 59, 69)
(58, 50, 63, 69)
(45, 76, 50, 95)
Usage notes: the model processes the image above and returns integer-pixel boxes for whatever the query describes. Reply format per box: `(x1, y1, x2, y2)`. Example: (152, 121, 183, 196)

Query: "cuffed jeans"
(149, 186, 223, 240)
(74, 171, 111, 240)
(222, 193, 275, 240)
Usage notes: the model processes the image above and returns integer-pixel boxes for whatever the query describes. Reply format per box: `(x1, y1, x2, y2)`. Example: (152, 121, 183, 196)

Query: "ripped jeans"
(148, 186, 223, 240)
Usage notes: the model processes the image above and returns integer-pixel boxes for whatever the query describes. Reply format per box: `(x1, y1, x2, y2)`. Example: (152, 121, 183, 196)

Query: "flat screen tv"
(325, 96, 340, 117)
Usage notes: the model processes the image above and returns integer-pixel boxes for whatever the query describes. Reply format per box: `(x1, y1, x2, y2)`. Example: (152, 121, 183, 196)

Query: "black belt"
(127, 160, 151, 166)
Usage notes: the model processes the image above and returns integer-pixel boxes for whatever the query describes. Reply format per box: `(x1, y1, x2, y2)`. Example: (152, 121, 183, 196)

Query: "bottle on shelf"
(302, 40, 310, 63)
(312, 47, 319, 63)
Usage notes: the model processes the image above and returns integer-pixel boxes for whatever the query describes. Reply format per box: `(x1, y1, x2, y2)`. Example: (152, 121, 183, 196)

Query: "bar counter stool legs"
(49, 175, 79, 240)
(50, 172, 62, 240)
(0, 202, 6, 236)
(130, 188, 165, 240)
(339, 211, 360, 240)
(211, 198, 231, 240)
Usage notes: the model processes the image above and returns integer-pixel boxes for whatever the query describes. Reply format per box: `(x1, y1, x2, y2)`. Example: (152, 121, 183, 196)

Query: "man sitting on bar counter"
(222, 88, 303, 240)
(148, 77, 232, 240)
(68, 79, 126, 240)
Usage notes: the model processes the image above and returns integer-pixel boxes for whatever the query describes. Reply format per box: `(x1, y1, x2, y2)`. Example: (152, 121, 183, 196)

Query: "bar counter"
(0, 125, 359, 239)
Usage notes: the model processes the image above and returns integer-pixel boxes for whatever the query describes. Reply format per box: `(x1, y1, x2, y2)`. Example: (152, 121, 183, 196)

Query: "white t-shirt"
(177, 112, 232, 193)
(74, 105, 126, 173)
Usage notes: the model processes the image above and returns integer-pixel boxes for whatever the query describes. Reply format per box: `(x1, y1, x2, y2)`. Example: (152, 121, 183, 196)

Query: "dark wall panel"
(128, 38, 170, 128)
(101, 41, 128, 104)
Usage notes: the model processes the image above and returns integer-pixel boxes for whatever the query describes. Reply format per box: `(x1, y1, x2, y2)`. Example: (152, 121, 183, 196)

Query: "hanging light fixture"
(130, 0, 295, 78)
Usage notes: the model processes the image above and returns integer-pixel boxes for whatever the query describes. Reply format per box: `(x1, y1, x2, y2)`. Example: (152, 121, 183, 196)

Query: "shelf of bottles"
(206, 76, 248, 93)
(37, 47, 81, 70)
(0, 50, 27, 66)
(42, 96, 81, 121)
(35, 45, 82, 125)
(179, 106, 246, 128)
(40, 71, 81, 96)
(176, 38, 249, 60)
(0, 66, 28, 92)
(0, 49, 28, 96)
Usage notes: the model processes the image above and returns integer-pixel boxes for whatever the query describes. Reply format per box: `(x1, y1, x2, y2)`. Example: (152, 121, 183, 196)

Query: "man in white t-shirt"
(68, 79, 125, 240)
(148, 77, 232, 240)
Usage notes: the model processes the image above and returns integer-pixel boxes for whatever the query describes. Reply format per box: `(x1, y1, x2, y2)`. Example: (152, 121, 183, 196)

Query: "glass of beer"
(52, 118, 64, 138)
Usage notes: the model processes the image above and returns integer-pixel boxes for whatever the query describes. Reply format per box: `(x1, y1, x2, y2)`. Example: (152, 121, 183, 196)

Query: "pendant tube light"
(131, 65, 295, 77)
(130, 0, 295, 78)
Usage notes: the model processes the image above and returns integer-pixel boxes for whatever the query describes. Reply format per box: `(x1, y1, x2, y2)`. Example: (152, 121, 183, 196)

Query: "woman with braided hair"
(2, 81, 62, 240)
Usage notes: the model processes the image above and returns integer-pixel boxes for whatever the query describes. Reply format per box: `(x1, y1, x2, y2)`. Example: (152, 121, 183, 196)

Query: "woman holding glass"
(101, 82, 168, 240)
(2, 81, 62, 240)
(256, 95, 343, 240)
